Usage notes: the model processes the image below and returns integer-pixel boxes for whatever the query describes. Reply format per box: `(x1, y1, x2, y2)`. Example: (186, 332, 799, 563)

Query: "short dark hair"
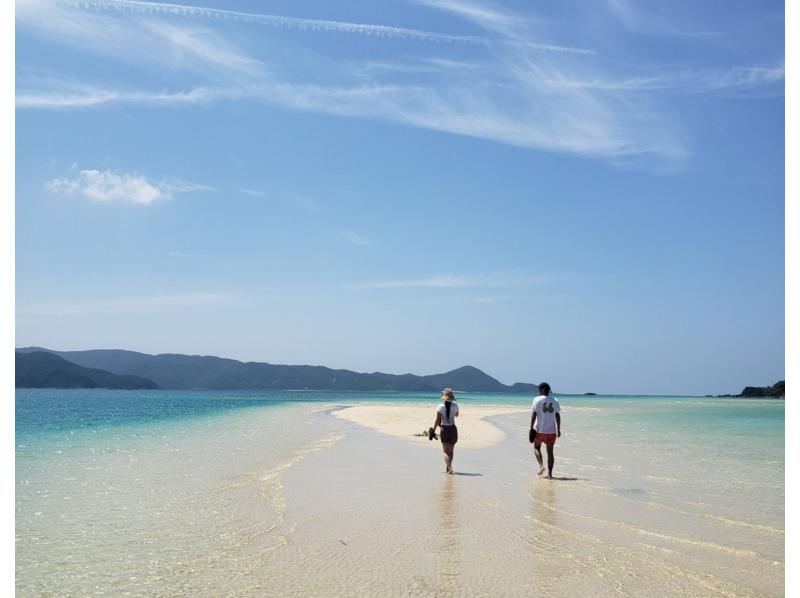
(538, 382, 551, 395)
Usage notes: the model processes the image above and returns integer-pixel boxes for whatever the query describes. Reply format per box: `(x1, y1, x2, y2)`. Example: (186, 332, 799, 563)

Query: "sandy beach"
(268, 402, 784, 596)
(16, 392, 785, 597)
(332, 402, 528, 449)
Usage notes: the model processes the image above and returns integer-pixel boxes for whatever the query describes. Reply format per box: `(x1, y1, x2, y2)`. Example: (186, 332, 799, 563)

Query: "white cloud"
(14, 0, 662, 162)
(340, 231, 377, 247)
(143, 20, 265, 76)
(415, 0, 519, 30)
(46, 169, 211, 204)
(45, 0, 590, 53)
(690, 64, 785, 92)
(17, 0, 265, 79)
(498, 62, 784, 96)
(16, 0, 783, 167)
(164, 179, 216, 193)
(238, 187, 268, 198)
(16, 85, 239, 108)
(20, 80, 675, 159)
(414, 0, 591, 53)
(606, 0, 723, 38)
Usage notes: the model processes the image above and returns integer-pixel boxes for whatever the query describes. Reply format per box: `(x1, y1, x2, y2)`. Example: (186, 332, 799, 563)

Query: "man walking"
(530, 382, 561, 478)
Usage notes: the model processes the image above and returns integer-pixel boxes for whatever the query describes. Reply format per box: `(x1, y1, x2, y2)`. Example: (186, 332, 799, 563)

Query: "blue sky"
(15, 0, 784, 394)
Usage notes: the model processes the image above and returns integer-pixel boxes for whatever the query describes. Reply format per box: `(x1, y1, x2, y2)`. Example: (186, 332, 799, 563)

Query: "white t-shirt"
(531, 394, 560, 434)
(437, 402, 459, 426)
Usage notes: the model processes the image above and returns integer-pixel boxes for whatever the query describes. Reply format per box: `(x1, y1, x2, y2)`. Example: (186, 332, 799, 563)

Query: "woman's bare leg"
(442, 443, 454, 473)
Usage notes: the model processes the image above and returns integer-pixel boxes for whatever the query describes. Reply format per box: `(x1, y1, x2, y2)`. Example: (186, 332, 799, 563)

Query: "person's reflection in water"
(437, 476, 458, 548)
(528, 478, 568, 594)
(433, 476, 460, 594)
(532, 477, 558, 528)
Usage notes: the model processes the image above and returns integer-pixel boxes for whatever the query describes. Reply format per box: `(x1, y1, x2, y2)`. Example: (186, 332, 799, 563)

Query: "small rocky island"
(739, 380, 784, 398)
(718, 380, 784, 398)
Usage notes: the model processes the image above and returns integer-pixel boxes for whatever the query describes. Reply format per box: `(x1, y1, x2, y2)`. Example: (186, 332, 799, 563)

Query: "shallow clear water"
(16, 389, 784, 596)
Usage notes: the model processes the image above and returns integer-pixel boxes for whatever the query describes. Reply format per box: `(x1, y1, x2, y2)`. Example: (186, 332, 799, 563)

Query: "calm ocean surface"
(16, 389, 785, 596)
(16, 387, 785, 437)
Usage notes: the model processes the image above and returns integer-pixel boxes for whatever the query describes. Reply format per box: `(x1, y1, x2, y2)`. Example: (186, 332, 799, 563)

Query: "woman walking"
(433, 388, 459, 474)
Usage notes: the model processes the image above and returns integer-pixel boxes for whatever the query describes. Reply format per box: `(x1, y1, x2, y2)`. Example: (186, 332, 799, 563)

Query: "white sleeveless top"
(437, 402, 459, 426)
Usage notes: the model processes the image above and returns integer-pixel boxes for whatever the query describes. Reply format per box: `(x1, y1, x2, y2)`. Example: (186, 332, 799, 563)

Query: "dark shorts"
(440, 425, 458, 444)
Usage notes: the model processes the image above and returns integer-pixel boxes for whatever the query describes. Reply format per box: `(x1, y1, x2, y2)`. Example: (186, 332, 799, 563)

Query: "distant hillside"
(16, 351, 159, 390)
(16, 347, 538, 392)
(739, 380, 784, 398)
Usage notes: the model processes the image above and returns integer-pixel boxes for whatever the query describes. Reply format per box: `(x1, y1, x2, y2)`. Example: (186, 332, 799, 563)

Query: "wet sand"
(262, 407, 784, 597)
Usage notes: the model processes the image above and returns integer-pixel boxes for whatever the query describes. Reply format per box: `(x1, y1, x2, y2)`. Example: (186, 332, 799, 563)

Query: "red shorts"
(534, 433, 557, 445)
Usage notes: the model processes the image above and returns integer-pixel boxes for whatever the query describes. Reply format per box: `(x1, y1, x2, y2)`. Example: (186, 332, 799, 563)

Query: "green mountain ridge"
(16, 351, 160, 390)
(15, 347, 538, 392)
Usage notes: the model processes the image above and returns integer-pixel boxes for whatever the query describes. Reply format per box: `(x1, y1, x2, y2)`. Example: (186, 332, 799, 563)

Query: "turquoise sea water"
(16, 388, 785, 470)
(18, 387, 784, 434)
(16, 389, 785, 596)
(16, 389, 785, 526)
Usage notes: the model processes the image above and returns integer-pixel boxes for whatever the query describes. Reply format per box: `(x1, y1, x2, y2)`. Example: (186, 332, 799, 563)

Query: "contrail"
(50, 0, 594, 54)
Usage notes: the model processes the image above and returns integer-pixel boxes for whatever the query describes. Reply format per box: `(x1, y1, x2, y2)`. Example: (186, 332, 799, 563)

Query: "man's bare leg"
(534, 443, 545, 475)
(546, 443, 555, 478)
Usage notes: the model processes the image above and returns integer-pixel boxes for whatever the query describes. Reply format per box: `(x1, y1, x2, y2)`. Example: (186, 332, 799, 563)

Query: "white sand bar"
(332, 403, 528, 449)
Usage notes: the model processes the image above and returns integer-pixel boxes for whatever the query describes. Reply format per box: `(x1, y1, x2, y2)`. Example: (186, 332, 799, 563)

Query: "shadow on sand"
(452, 472, 483, 477)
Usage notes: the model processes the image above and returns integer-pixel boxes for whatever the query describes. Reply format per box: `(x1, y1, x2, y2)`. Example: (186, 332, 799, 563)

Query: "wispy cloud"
(415, 0, 532, 39)
(238, 187, 268, 198)
(16, 83, 244, 109)
(17, 0, 265, 79)
(13, 0, 662, 162)
(345, 273, 544, 289)
(18, 80, 680, 159)
(606, 0, 722, 38)
(510, 63, 784, 94)
(340, 231, 377, 247)
(164, 179, 215, 193)
(18, 292, 233, 317)
(16, 0, 784, 167)
(690, 64, 785, 92)
(46, 169, 212, 204)
(47, 0, 590, 53)
(415, 0, 519, 30)
(226, 154, 248, 166)
(142, 20, 265, 76)
(414, 0, 591, 54)
(353, 58, 487, 77)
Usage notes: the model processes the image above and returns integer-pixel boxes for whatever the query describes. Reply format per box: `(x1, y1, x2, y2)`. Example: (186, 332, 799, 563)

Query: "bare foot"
(547, 473, 553, 479)
(448, 470, 454, 475)
(537, 466, 545, 476)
